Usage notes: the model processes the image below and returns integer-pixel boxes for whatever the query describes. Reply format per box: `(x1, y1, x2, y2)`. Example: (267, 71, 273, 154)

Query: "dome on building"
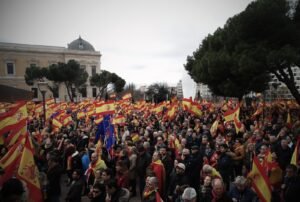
(68, 36, 95, 51)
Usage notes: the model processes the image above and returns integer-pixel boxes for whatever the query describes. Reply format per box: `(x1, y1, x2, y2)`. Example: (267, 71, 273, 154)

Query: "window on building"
(92, 66, 96, 76)
(92, 88, 97, 97)
(32, 88, 38, 98)
(80, 87, 87, 98)
(6, 63, 14, 75)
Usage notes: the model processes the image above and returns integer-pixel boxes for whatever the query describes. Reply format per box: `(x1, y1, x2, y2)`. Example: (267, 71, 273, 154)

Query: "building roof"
(68, 36, 95, 51)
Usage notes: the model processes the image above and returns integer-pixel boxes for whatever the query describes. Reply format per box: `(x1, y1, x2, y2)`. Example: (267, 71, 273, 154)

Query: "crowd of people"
(0, 99, 300, 202)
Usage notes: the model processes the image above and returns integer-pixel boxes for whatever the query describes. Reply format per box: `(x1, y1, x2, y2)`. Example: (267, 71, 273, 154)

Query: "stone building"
(0, 36, 101, 101)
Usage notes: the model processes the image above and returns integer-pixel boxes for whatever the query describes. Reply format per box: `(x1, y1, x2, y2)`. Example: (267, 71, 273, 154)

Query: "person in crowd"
(115, 160, 129, 189)
(137, 144, 152, 198)
(211, 178, 232, 202)
(0, 178, 26, 202)
(105, 178, 130, 202)
(228, 176, 257, 202)
(46, 153, 63, 202)
(182, 187, 197, 202)
(85, 152, 107, 188)
(142, 176, 163, 202)
(128, 146, 138, 197)
(275, 138, 293, 170)
(89, 183, 106, 202)
(199, 175, 212, 202)
(189, 145, 203, 190)
(167, 162, 190, 202)
(217, 143, 233, 189)
(281, 164, 300, 202)
(159, 144, 173, 198)
(66, 169, 85, 202)
(148, 151, 165, 197)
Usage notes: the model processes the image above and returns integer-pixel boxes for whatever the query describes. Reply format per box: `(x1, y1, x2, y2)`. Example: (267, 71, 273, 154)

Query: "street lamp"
(37, 81, 48, 126)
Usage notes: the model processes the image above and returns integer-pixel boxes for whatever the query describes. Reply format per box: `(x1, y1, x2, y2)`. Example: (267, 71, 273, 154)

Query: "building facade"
(0, 36, 101, 102)
(264, 66, 300, 101)
(195, 83, 212, 100)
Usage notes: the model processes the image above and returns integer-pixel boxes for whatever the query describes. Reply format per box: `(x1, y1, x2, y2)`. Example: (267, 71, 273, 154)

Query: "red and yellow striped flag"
(17, 134, 43, 202)
(249, 156, 272, 202)
(95, 101, 115, 115)
(122, 93, 132, 100)
(0, 102, 28, 135)
(223, 103, 240, 123)
(291, 137, 300, 166)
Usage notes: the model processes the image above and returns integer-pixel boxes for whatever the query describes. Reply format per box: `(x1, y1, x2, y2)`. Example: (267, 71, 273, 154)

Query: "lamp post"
(38, 81, 48, 126)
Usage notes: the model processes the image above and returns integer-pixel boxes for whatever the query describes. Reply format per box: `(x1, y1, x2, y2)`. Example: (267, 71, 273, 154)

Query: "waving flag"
(291, 137, 300, 166)
(249, 156, 272, 202)
(0, 102, 28, 135)
(17, 134, 43, 202)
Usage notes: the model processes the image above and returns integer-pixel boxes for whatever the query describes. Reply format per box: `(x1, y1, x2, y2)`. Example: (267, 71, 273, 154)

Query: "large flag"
(249, 156, 272, 202)
(223, 103, 240, 123)
(0, 102, 28, 135)
(190, 101, 202, 116)
(95, 115, 112, 143)
(4, 118, 27, 147)
(165, 104, 177, 120)
(122, 93, 132, 100)
(0, 135, 26, 186)
(112, 115, 126, 126)
(95, 101, 115, 115)
(291, 137, 300, 166)
(182, 98, 192, 111)
(17, 134, 43, 202)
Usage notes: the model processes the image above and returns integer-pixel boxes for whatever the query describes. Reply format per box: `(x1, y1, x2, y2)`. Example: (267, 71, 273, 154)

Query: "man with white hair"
(182, 187, 197, 202)
(211, 178, 232, 202)
(142, 176, 163, 202)
(228, 176, 257, 202)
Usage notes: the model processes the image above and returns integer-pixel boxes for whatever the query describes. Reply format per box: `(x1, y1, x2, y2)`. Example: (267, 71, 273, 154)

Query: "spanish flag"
(0, 135, 26, 186)
(112, 115, 126, 125)
(210, 118, 219, 137)
(223, 103, 240, 123)
(94, 115, 103, 125)
(166, 104, 177, 120)
(249, 156, 272, 202)
(190, 102, 202, 117)
(291, 137, 300, 166)
(182, 98, 192, 111)
(122, 93, 132, 100)
(95, 101, 115, 115)
(151, 103, 164, 115)
(0, 102, 28, 135)
(17, 134, 43, 202)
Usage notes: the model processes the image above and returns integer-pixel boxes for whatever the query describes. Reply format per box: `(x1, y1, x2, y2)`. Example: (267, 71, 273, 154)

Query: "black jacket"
(66, 178, 84, 202)
(47, 163, 63, 196)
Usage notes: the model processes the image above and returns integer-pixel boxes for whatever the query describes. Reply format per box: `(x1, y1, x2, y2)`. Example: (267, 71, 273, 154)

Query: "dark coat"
(228, 185, 257, 202)
(283, 176, 300, 202)
(66, 178, 84, 202)
(47, 163, 63, 197)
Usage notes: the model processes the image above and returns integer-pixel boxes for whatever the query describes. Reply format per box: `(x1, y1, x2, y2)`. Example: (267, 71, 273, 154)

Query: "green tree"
(90, 70, 125, 99)
(24, 66, 59, 98)
(146, 83, 169, 103)
(46, 60, 88, 102)
(185, 0, 300, 103)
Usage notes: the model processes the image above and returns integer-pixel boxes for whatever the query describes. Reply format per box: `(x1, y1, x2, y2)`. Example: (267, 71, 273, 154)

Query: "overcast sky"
(0, 0, 253, 97)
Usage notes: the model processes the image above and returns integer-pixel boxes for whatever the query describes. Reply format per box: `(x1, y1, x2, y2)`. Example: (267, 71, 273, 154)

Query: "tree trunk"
(273, 68, 300, 105)
(65, 82, 73, 102)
